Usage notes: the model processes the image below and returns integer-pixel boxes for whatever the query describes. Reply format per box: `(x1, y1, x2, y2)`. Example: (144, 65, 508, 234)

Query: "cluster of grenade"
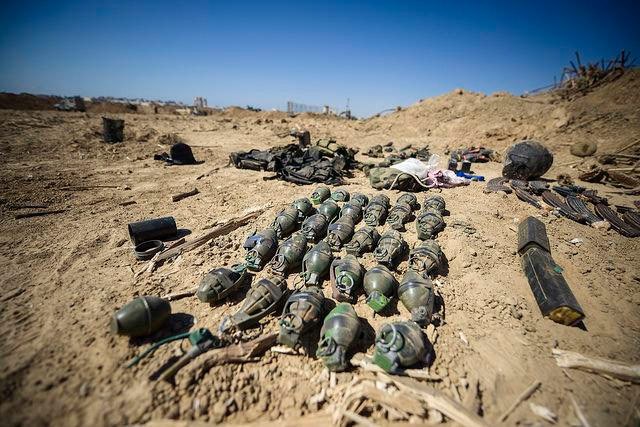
(192, 186, 448, 373)
(110, 187, 449, 376)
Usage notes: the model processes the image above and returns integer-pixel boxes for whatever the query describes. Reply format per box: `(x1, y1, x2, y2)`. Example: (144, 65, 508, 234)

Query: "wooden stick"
(498, 380, 541, 422)
(351, 353, 441, 381)
(59, 185, 120, 190)
(463, 377, 481, 415)
(119, 200, 136, 207)
(569, 394, 592, 427)
(196, 166, 221, 180)
(340, 410, 379, 427)
(171, 188, 199, 202)
(152, 205, 270, 265)
(377, 373, 490, 427)
(358, 383, 426, 416)
(614, 138, 640, 154)
(161, 289, 196, 301)
(552, 348, 640, 383)
(15, 209, 66, 219)
(177, 333, 277, 387)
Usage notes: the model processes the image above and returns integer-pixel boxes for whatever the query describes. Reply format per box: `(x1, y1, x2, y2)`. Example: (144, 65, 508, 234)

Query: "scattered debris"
(378, 373, 490, 427)
(529, 402, 557, 423)
(177, 333, 277, 387)
(149, 205, 269, 267)
(230, 136, 359, 185)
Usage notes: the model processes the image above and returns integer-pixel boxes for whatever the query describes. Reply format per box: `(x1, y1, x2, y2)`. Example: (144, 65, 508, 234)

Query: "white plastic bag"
(390, 154, 441, 180)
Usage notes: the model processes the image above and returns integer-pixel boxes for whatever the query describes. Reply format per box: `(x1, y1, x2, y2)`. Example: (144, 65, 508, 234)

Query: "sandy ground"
(1, 72, 639, 427)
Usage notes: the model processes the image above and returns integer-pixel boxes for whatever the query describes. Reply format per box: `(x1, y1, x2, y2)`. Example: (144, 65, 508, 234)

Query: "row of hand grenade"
(316, 302, 432, 373)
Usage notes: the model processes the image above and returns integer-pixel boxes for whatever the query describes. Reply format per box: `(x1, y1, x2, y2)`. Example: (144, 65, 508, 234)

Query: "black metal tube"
(128, 216, 177, 245)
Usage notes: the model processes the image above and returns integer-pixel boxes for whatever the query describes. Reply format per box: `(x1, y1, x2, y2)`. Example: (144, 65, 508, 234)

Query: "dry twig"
(498, 380, 541, 422)
(377, 372, 489, 427)
(351, 353, 440, 381)
(149, 205, 270, 270)
(161, 289, 196, 301)
(177, 333, 277, 387)
(552, 348, 640, 383)
(171, 188, 199, 202)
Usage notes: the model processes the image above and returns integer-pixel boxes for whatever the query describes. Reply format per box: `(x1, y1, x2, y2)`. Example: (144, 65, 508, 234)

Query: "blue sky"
(1, 0, 638, 117)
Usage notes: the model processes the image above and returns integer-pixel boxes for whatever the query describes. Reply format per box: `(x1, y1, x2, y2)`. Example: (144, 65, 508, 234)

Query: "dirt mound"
(86, 101, 139, 114)
(362, 68, 640, 157)
(0, 92, 62, 110)
(0, 71, 639, 427)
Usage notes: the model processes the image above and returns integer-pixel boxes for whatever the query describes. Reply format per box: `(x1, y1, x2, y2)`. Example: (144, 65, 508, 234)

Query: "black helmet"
(170, 142, 197, 165)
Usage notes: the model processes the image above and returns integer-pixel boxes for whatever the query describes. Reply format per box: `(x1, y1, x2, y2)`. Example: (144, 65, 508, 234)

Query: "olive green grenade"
(415, 209, 445, 240)
(196, 264, 251, 304)
(244, 228, 278, 271)
(331, 188, 350, 202)
(220, 275, 287, 332)
(290, 197, 314, 222)
(397, 193, 419, 210)
(364, 194, 390, 226)
(330, 254, 364, 302)
(267, 233, 308, 276)
(111, 296, 171, 337)
(386, 201, 413, 231)
(344, 226, 380, 257)
(339, 203, 363, 224)
(326, 217, 355, 250)
(372, 321, 430, 373)
(316, 199, 340, 223)
(364, 264, 399, 312)
(301, 241, 334, 286)
(316, 303, 361, 372)
(408, 240, 443, 277)
(350, 193, 369, 208)
(278, 286, 324, 348)
(398, 269, 435, 327)
(272, 206, 301, 239)
(373, 230, 408, 270)
(310, 186, 331, 205)
(423, 195, 445, 213)
(301, 214, 329, 243)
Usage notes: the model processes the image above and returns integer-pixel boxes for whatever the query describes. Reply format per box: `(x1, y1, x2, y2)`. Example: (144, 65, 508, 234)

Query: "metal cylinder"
(127, 216, 177, 245)
(102, 117, 125, 143)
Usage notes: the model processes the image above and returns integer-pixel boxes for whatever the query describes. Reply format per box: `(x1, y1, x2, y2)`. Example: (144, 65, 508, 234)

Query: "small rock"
(79, 383, 90, 397)
(569, 238, 583, 246)
(211, 401, 228, 423)
(570, 141, 597, 157)
(510, 307, 523, 320)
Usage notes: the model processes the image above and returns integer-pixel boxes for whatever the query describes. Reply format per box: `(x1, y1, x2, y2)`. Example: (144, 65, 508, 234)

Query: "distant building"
(194, 97, 207, 108)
